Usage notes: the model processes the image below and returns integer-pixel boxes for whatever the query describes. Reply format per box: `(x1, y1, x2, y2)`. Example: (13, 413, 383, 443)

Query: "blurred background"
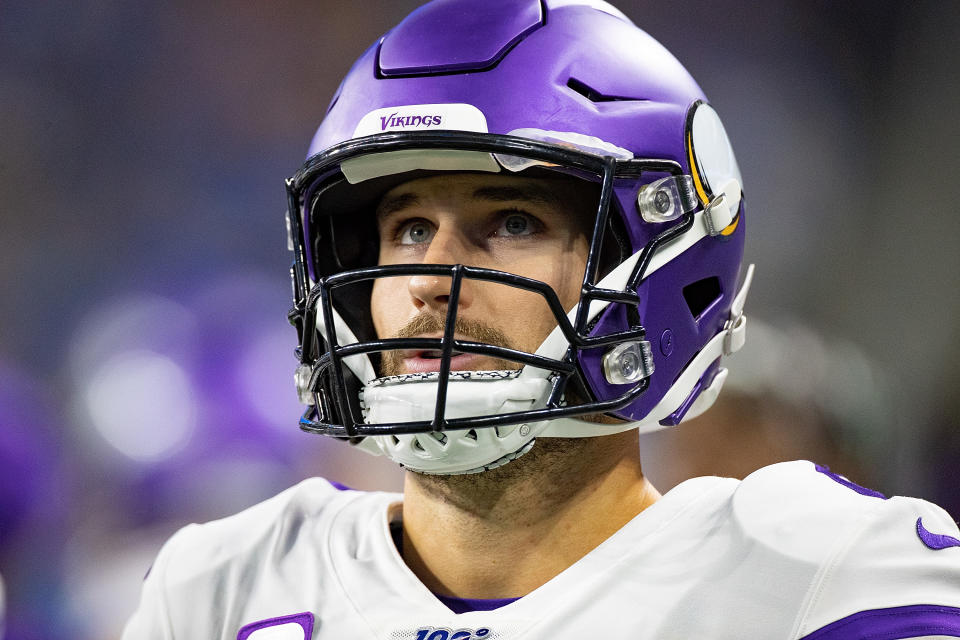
(1, 0, 959, 637)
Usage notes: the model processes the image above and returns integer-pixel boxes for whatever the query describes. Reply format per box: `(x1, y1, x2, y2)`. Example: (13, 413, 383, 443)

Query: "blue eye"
(399, 220, 434, 245)
(501, 214, 531, 236)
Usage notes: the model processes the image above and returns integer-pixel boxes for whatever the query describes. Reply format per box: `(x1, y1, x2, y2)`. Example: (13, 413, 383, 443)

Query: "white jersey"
(122, 461, 960, 640)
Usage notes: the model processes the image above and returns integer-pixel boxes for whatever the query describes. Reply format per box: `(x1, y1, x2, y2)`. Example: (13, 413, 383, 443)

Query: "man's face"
(371, 172, 594, 375)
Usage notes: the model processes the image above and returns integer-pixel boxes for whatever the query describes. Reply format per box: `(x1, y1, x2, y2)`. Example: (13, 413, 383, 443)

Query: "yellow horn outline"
(687, 127, 739, 236)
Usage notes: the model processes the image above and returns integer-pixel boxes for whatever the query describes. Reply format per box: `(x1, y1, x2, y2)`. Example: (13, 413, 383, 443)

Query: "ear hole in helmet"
(682, 276, 723, 321)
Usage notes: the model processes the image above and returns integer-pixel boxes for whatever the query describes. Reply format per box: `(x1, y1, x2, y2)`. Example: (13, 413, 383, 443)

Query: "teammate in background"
(124, 1, 960, 638)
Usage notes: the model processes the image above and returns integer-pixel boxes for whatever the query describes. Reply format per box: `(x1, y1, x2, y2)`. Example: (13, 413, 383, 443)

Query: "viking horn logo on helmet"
(284, 0, 753, 475)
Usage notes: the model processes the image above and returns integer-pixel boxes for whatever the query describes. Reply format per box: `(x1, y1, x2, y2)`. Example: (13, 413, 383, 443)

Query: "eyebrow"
(376, 183, 564, 220)
(376, 192, 421, 219)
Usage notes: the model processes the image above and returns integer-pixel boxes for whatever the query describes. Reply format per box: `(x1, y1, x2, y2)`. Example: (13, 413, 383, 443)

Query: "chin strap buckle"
(723, 263, 755, 356)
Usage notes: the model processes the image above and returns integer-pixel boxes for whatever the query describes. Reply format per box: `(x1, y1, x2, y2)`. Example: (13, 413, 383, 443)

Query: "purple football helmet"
(285, 0, 753, 474)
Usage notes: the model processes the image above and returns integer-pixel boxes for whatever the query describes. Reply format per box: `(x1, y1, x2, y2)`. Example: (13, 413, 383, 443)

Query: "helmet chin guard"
(284, 1, 752, 475)
(361, 371, 551, 474)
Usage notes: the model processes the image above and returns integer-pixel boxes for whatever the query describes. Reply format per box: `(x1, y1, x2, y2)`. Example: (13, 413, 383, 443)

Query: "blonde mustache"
(380, 314, 520, 376)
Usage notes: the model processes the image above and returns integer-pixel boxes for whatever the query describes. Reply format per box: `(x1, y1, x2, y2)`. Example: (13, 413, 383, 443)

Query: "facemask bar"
(286, 132, 696, 438)
(307, 263, 652, 437)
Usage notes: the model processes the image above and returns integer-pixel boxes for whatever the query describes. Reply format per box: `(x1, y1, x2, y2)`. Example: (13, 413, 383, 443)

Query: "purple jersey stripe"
(434, 593, 521, 614)
(800, 605, 960, 639)
(814, 463, 887, 499)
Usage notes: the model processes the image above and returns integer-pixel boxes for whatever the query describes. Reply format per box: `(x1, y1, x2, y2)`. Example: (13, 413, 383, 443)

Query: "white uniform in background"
(122, 461, 960, 640)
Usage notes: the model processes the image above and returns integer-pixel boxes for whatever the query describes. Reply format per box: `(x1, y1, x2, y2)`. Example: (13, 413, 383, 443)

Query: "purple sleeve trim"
(328, 480, 353, 491)
(814, 463, 887, 499)
(237, 612, 314, 640)
(434, 593, 521, 614)
(800, 605, 960, 639)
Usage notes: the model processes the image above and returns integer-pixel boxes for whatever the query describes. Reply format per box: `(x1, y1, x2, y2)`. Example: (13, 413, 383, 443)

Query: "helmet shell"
(296, 0, 745, 431)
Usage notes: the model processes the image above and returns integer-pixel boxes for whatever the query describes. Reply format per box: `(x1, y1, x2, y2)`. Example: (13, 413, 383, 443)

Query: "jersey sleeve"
(119, 477, 352, 639)
(795, 491, 960, 639)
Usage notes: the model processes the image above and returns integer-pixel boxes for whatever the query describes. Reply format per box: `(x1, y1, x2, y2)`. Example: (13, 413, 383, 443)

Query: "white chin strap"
(316, 188, 753, 474)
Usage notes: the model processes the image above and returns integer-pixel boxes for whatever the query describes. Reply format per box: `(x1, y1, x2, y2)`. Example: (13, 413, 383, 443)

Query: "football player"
(123, 1, 960, 638)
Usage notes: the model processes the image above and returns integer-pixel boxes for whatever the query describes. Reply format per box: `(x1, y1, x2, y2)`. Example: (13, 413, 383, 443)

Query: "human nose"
(407, 227, 475, 313)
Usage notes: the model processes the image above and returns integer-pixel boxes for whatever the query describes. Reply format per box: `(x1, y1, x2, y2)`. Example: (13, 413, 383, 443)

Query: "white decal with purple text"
(353, 104, 488, 138)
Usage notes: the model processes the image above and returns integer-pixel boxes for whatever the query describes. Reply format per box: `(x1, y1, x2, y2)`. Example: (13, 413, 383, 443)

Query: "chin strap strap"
(723, 261, 753, 356)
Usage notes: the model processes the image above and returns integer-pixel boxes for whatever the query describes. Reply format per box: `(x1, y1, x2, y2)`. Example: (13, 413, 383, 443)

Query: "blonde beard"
(406, 434, 636, 522)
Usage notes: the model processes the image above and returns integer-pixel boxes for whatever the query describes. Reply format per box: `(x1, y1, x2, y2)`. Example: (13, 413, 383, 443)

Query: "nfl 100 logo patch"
(414, 627, 491, 640)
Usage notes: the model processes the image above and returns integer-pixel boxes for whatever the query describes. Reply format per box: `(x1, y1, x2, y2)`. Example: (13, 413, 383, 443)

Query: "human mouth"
(400, 350, 482, 374)
(380, 322, 519, 377)
(393, 334, 502, 374)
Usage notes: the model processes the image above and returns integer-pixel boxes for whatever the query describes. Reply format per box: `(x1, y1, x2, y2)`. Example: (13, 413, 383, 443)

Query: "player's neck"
(399, 430, 659, 599)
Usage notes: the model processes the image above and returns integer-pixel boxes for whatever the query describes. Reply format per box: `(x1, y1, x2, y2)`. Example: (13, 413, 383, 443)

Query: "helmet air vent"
(566, 77, 645, 103)
(682, 277, 722, 321)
